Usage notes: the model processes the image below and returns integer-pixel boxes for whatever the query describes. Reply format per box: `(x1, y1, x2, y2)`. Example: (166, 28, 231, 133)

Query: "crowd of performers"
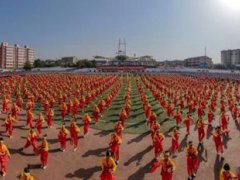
(101, 75, 240, 180)
(100, 77, 131, 179)
(0, 73, 240, 179)
(0, 74, 123, 178)
(138, 75, 240, 180)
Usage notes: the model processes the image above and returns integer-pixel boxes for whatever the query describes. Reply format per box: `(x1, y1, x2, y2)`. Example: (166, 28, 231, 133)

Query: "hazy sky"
(0, 0, 240, 63)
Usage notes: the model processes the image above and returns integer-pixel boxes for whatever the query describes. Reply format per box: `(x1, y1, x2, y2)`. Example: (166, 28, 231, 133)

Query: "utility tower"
(116, 38, 126, 56)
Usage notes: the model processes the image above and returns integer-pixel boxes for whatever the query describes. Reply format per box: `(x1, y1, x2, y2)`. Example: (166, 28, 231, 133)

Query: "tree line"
(23, 59, 97, 70)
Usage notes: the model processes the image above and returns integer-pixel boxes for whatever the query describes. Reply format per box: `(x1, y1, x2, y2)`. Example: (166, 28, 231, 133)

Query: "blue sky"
(0, 0, 240, 63)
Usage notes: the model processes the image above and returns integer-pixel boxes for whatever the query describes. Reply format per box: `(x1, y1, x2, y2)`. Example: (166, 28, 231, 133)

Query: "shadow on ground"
(127, 132, 150, 144)
(124, 145, 152, 166)
(65, 166, 101, 180)
(127, 159, 154, 180)
(214, 154, 224, 180)
(82, 147, 108, 158)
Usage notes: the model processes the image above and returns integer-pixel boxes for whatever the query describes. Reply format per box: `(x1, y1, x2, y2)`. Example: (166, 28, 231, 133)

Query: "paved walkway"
(1, 111, 240, 180)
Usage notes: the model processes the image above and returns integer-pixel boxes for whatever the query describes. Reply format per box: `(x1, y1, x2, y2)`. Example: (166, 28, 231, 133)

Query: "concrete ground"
(1, 110, 240, 180)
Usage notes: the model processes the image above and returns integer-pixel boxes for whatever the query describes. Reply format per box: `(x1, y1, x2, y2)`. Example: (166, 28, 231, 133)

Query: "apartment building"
(0, 42, 35, 69)
(221, 49, 240, 66)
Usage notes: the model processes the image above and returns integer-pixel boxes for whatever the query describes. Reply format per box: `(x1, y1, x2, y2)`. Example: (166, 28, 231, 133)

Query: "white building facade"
(221, 49, 240, 66)
(0, 42, 35, 69)
(93, 55, 157, 67)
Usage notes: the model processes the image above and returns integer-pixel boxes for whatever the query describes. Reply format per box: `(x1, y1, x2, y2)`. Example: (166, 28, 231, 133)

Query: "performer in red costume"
(186, 141, 199, 179)
(114, 121, 124, 139)
(167, 104, 174, 117)
(98, 99, 106, 115)
(92, 104, 101, 123)
(219, 163, 237, 180)
(23, 129, 38, 154)
(144, 104, 152, 120)
(70, 119, 80, 151)
(46, 108, 54, 128)
(16, 97, 23, 109)
(2, 97, 10, 113)
(58, 123, 69, 152)
(148, 111, 157, 128)
(211, 126, 225, 156)
(219, 111, 230, 136)
(109, 133, 122, 164)
(79, 96, 85, 112)
(11, 103, 19, 121)
(26, 109, 34, 128)
(72, 98, 79, 118)
(49, 97, 55, 108)
(100, 150, 117, 180)
(35, 113, 45, 135)
(175, 109, 182, 126)
(150, 151, 176, 180)
(150, 121, 161, 140)
(184, 114, 194, 135)
(0, 138, 11, 177)
(207, 109, 214, 133)
(43, 99, 49, 112)
(196, 119, 208, 144)
(60, 103, 67, 120)
(119, 108, 127, 127)
(171, 127, 180, 157)
(124, 102, 131, 117)
(5, 114, 16, 138)
(38, 135, 49, 169)
(152, 130, 165, 159)
(82, 114, 91, 137)
(26, 100, 33, 111)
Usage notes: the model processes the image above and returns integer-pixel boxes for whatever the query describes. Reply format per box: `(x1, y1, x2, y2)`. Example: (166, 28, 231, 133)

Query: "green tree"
(55, 59, 62, 66)
(74, 59, 96, 68)
(91, 60, 96, 67)
(212, 64, 226, 70)
(23, 60, 32, 71)
(83, 59, 91, 67)
(33, 59, 44, 67)
(115, 55, 128, 61)
(76, 60, 84, 68)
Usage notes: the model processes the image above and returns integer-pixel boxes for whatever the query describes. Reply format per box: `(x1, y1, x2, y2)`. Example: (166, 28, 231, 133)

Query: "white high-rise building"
(221, 49, 240, 66)
(0, 42, 35, 69)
